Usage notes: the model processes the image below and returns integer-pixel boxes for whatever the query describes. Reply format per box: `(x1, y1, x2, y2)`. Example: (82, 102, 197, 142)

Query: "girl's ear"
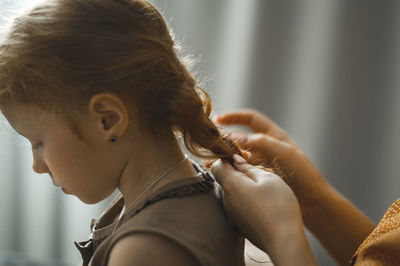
(88, 93, 130, 141)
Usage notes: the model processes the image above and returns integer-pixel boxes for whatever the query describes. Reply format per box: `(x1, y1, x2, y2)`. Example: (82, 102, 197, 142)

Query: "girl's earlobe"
(102, 118, 118, 142)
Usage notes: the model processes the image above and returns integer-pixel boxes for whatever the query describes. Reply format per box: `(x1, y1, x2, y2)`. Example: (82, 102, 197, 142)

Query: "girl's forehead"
(2, 105, 52, 133)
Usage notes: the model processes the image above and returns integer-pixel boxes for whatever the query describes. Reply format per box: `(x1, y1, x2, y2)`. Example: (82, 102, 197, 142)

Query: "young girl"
(0, 0, 246, 265)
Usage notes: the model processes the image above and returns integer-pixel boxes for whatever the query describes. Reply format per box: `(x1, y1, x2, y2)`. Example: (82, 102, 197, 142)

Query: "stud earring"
(110, 136, 117, 142)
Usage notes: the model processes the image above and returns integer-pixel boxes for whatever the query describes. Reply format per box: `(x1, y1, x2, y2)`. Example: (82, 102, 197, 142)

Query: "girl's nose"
(32, 154, 49, 174)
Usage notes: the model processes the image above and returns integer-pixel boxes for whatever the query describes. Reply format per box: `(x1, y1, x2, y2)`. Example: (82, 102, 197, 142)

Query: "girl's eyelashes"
(32, 142, 44, 149)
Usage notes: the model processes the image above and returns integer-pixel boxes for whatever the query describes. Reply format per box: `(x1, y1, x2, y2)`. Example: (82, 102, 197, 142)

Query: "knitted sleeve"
(353, 229, 400, 266)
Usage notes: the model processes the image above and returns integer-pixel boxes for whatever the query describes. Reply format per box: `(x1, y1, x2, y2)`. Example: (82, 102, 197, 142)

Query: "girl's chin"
(76, 194, 106, 205)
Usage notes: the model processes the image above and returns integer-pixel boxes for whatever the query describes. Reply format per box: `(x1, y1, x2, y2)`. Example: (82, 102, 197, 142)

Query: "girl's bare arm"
(108, 233, 199, 266)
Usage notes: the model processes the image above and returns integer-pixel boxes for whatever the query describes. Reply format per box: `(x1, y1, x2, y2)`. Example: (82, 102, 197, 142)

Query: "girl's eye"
(32, 142, 44, 149)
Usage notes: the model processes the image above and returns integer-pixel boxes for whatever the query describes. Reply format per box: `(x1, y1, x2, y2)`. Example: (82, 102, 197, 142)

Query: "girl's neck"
(117, 135, 197, 211)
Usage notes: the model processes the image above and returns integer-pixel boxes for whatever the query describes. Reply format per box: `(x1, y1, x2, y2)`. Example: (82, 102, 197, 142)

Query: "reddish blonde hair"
(0, 0, 242, 161)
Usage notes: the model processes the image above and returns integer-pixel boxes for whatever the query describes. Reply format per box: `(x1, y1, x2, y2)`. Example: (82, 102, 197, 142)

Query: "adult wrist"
(301, 180, 342, 230)
(266, 222, 315, 266)
(295, 169, 333, 227)
(260, 202, 305, 253)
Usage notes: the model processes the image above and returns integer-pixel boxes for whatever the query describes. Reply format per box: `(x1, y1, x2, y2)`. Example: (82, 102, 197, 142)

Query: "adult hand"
(215, 109, 375, 265)
(215, 109, 329, 221)
(211, 155, 316, 266)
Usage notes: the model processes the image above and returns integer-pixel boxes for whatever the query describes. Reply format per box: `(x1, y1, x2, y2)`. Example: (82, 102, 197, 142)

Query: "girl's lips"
(50, 174, 61, 187)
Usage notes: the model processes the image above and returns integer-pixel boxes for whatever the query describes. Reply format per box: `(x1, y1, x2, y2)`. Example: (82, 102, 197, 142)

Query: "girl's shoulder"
(108, 232, 199, 266)
(87, 175, 244, 266)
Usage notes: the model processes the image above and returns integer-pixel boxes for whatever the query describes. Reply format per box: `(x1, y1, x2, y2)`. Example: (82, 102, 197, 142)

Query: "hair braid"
(166, 83, 243, 162)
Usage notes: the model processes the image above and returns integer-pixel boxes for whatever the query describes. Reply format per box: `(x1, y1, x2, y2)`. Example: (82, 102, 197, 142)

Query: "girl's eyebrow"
(12, 122, 34, 137)
(13, 126, 27, 137)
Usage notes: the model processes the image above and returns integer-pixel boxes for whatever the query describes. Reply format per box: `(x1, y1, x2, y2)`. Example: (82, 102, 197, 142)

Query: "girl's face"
(2, 104, 123, 204)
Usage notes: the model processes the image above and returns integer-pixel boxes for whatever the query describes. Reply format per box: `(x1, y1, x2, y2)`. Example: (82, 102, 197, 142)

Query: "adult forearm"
(265, 224, 317, 266)
(302, 184, 375, 265)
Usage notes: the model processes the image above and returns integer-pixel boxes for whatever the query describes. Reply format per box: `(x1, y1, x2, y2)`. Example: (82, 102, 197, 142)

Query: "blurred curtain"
(1, 0, 400, 265)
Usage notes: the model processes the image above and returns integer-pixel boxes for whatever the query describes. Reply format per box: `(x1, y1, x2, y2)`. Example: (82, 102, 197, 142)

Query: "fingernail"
(233, 154, 246, 164)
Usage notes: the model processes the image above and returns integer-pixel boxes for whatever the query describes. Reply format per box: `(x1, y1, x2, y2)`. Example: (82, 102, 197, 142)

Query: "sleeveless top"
(350, 198, 400, 265)
(74, 164, 245, 266)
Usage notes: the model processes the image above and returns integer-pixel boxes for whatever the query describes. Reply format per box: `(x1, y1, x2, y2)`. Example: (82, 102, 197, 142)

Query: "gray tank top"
(75, 167, 245, 266)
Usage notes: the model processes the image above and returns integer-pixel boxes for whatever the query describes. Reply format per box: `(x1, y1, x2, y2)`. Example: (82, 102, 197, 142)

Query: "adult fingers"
(202, 151, 250, 169)
(203, 159, 218, 169)
(228, 132, 292, 164)
(241, 150, 251, 161)
(248, 133, 291, 155)
(215, 109, 276, 134)
(211, 159, 255, 188)
(224, 131, 282, 154)
(232, 155, 277, 182)
(216, 110, 298, 147)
